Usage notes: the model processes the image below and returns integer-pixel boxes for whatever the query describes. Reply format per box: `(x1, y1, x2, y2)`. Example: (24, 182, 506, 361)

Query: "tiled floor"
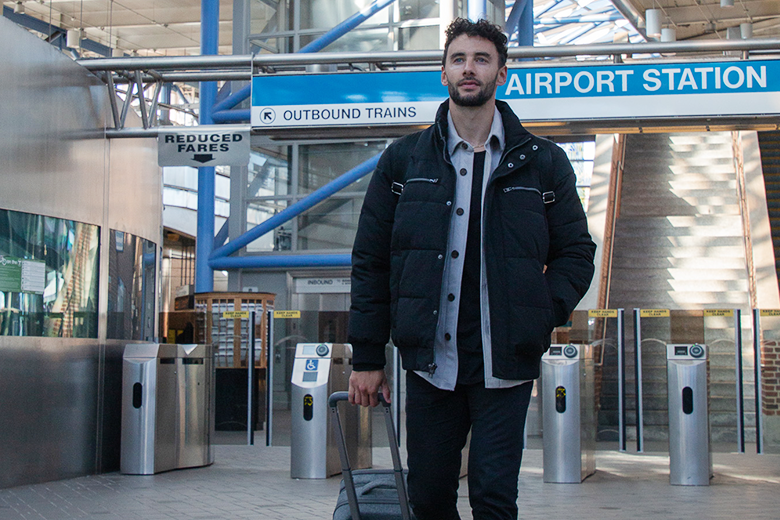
(1, 445, 778, 520)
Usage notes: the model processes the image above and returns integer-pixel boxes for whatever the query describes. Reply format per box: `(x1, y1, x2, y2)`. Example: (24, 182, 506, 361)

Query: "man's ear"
(497, 65, 508, 86)
(441, 68, 448, 86)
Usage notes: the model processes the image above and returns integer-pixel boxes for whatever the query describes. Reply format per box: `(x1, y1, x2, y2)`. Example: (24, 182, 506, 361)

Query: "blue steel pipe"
(467, 0, 487, 22)
(210, 254, 351, 270)
(213, 108, 251, 123)
(195, 0, 220, 293)
(210, 152, 382, 260)
(213, 84, 251, 113)
(298, 0, 396, 53)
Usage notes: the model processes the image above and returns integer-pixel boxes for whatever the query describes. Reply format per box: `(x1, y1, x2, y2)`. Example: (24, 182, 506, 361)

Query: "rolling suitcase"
(329, 391, 414, 520)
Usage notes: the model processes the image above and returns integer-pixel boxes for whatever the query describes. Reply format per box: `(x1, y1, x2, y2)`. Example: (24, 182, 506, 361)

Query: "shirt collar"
(447, 106, 505, 156)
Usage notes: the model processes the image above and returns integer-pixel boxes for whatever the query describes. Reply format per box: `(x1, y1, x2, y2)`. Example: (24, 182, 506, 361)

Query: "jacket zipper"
(405, 177, 439, 185)
(502, 186, 541, 195)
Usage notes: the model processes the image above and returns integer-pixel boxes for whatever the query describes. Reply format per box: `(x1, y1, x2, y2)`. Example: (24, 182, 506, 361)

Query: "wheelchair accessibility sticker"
(305, 359, 318, 371)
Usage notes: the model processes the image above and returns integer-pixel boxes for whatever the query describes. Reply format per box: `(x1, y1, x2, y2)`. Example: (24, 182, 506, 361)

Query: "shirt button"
(456, 208, 464, 216)
(459, 168, 467, 176)
(445, 333, 452, 341)
(520, 154, 526, 160)
(447, 293, 455, 302)
(461, 143, 468, 149)
(451, 250, 459, 259)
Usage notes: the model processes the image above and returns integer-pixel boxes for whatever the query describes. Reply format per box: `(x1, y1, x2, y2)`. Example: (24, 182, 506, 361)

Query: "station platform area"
(0, 444, 777, 520)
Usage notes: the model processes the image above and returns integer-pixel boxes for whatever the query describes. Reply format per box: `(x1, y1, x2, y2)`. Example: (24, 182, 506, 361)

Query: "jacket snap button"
(433, 310, 438, 315)
(520, 154, 526, 160)
(446, 201, 452, 206)
(459, 168, 467, 176)
(508, 162, 514, 168)
(438, 254, 443, 260)
(532, 145, 538, 151)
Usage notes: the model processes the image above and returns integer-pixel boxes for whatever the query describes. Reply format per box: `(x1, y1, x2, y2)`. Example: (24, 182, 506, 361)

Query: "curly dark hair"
(442, 18, 508, 68)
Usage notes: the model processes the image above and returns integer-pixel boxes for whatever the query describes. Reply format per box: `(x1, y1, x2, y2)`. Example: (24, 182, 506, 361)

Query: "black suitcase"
(329, 392, 414, 520)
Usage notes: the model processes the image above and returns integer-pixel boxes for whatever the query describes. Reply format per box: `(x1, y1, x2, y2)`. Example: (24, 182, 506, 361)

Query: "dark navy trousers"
(405, 372, 534, 520)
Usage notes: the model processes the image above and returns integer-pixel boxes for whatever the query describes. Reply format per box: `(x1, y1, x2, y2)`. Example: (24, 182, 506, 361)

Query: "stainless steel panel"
(542, 344, 596, 484)
(667, 344, 711, 486)
(177, 344, 215, 468)
(120, 343, 177, 475)
(290, 343, 369, 479)
(0, 337, 100, 489)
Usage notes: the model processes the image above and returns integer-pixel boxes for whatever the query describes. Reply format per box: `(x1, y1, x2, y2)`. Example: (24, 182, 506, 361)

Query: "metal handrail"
(78, 38, 780, 75)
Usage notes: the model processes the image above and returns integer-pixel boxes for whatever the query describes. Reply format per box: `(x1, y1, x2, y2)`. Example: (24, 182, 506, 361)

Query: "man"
(348, 18, 595, 520)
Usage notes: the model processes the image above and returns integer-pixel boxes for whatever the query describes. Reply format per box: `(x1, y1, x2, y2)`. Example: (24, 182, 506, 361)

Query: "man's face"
(441, 34, 507, 107)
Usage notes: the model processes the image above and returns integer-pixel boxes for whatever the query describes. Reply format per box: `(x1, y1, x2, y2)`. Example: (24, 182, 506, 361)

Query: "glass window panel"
(252, 0, 292, 34)
(298, 141, 385, 195)
(302, 27, 392, 53)
(297, 195, 365, 250)
(399, 0, 439, 21)
(300, 0, 389, 31)
(0, 208, 99, 338)
(107, 231, 157, 341)
(398, 24, 441, 51)
(247, 199, 291, 252)
(249, 145, 291, 198)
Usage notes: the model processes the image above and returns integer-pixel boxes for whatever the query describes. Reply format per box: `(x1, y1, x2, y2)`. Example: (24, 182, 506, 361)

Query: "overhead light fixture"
(14, 2, 24, 14)
(741, 22, 753, 39)
(661, 28, 677, 42)
(726, 26, 741, 40)
(645, 9, 663, 38)
(66, 29, 82, 48)
(721, 0, 734, 7)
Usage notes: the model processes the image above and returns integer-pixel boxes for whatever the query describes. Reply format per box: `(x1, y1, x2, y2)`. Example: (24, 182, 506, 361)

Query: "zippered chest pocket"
(394, 177, 442, 201)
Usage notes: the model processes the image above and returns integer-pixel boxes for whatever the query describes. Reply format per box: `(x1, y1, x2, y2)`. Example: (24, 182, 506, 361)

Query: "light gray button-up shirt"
(415, 107, 530, 390)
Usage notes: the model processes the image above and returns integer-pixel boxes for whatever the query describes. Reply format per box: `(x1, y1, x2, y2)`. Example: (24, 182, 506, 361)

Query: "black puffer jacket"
(348, 100, 595, 380)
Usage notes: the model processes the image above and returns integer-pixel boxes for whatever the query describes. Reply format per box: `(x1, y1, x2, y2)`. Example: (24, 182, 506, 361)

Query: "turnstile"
(121, 343, 215, 475)
(290, 343, 371, 479)
(541, 343, 596, 483)
(667, 343, 712, 486)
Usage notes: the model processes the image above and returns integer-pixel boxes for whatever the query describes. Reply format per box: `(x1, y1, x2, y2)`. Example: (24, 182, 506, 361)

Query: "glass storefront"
(0, 208, 99, 337)
(106, 230, 157, 340)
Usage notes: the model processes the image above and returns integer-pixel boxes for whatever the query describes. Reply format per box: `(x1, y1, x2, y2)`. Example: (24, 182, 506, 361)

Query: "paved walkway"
(1, 445, 778, 519)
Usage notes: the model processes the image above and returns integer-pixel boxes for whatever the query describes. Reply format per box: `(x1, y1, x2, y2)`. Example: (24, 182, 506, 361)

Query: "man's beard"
(448, 75, 498, 107)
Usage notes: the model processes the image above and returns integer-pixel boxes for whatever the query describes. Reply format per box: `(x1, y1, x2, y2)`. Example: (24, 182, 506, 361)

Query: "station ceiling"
(3, 1, 777, 58)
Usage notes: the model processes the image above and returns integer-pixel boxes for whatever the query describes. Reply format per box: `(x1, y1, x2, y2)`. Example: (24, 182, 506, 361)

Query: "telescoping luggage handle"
(328, 391, 412, 520)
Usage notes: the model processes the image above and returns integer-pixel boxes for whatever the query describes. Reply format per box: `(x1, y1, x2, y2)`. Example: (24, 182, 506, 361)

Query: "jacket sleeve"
(348, 145, 398, 370)
(544, 144, 597, 327)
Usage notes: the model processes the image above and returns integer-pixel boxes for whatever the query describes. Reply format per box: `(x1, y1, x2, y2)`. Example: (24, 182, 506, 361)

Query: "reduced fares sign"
(251, 59, 780, 128)
(158, 127, 250, 167)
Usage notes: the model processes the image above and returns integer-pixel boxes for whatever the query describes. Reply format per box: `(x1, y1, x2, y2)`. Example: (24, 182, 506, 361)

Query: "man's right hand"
(348, 369, 391, 407)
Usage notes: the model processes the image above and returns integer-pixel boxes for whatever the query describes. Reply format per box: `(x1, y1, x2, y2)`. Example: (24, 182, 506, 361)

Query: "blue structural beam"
(195, 0, 219, 293)
(214, 219, 230, 249)
(3, 6, 112, 56)
(507, 0, 534, 48)
(209, 152, 382, 263)
(210, 254, 351, 270)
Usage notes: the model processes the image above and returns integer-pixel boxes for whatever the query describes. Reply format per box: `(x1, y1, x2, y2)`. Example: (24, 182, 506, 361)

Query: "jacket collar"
(434, 99, 531, 151)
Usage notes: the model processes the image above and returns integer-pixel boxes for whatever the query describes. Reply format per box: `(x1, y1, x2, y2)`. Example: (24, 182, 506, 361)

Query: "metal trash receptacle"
(541, 343, 596, 483)
(176, 344, 215, 469)
(290, 343, 371, 479)
(121, 343, 178, 475)
(667, 343, 712, 486)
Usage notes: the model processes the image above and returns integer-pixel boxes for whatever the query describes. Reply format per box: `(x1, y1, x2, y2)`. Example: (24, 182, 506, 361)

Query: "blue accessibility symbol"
(305, 359, 318, 371)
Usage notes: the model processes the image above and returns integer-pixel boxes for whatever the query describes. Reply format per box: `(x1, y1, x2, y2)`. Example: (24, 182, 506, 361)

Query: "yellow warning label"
(760, 309, 780, 317)
(703, 309, 734, 317)
(222, 311, 250, 319)
(274, 310, 301, 319)
(588, 309, 618, 318)
(640, 309, 670, 318)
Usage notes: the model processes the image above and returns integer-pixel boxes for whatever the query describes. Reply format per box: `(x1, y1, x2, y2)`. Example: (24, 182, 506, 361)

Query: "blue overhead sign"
(251, 59, 780, 128)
